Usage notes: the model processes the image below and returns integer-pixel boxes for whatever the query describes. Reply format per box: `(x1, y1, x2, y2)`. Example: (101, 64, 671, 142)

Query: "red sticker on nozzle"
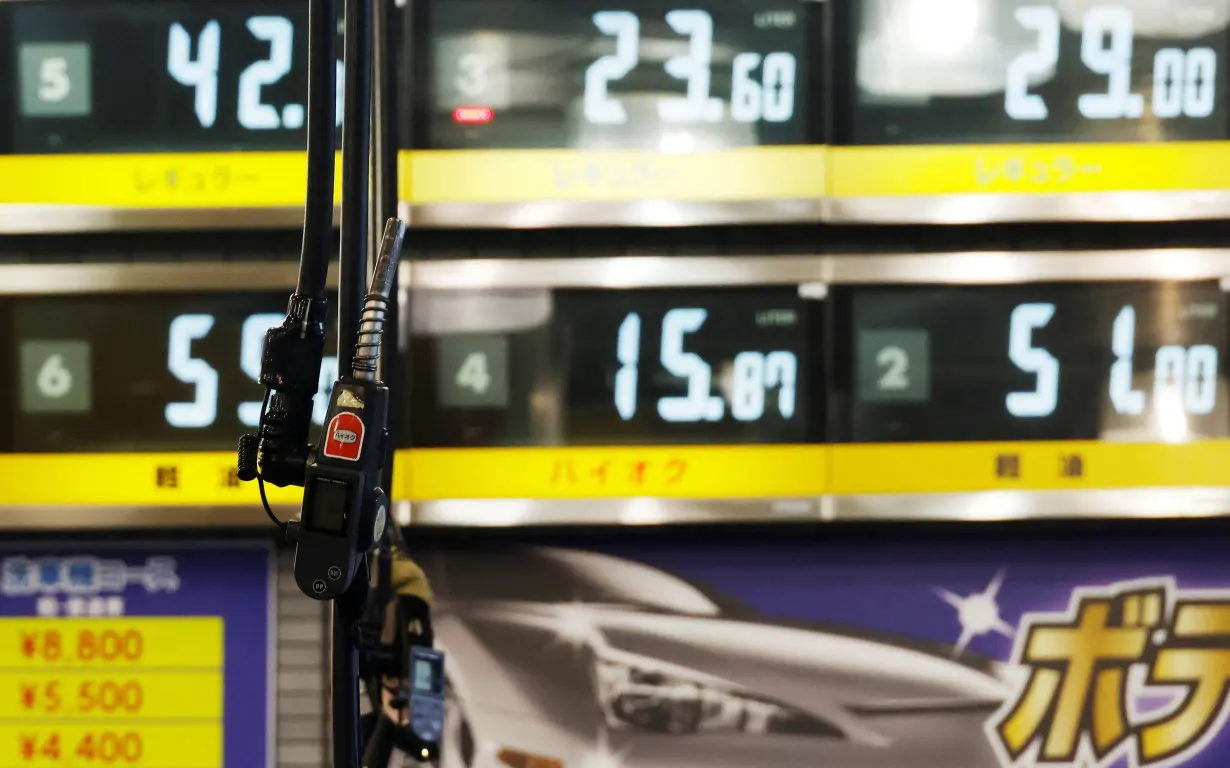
(323, 412, 365, 462)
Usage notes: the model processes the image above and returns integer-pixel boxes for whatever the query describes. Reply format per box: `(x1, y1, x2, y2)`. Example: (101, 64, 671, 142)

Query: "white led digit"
(38, 57, 71, 103)
(238, 16, 295, 130)
(1183, 47, 1217, 119)
(731, 352, 766, 422)
(167, 20, 221, 128)
(584, 11, 640, 125)
(166, 314, 219, 428)
(657, 308, 724, 422)
(1006, 302, 1059, 418)
(1186, 344, 1219, 415)
(1004, 5, 1060, 121)
(336, 59, 345, 127)
(1109, 305, 1145, 415)
(659, 9, 722, 124)
(455, 352, 492, 394)
(765, 350, 797, 419)
(730, 52, 762, 123)
(1153, 48, 1186, 118)
(1077, 5, 1142, 120)
(1155, 345, 1186, 412)
(733, 52, 796, 124)
(876, 346, 910, 391)
(238, 313, 284, 427)
(455, 52, 490, 98)
(761, 52, 796, 123)
(614, 312, 641, 421)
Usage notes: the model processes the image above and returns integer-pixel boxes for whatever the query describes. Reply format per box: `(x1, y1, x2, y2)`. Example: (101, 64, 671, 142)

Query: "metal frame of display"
(6, 254, 1230, 528)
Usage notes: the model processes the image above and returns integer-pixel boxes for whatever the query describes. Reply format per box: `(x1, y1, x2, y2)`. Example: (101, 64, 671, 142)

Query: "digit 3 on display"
(397, 0, 825, 227)
(0, 0, 346, 229)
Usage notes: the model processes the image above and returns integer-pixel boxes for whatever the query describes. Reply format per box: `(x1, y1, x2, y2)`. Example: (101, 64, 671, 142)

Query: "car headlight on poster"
(591, 645, 842, 738)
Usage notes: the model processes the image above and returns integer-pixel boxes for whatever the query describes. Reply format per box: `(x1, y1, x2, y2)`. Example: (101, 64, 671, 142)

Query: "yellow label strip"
(394, 445, 828, 500)
(397, 146, 826, 203)
(0, 152, 342, 208)
(0, 453, 304, 507)
(828, 141, 1230, 197)
(2, 441, 1228, 507)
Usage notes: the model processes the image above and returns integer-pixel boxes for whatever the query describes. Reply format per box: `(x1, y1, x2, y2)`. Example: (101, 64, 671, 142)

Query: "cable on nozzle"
(351, 218, 407, 381)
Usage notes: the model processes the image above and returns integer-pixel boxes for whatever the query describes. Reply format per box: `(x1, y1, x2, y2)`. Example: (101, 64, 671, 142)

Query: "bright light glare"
(552, 603, 603, 649)
(1156, 388, 1190, 443)
(905, 0, 981, 59)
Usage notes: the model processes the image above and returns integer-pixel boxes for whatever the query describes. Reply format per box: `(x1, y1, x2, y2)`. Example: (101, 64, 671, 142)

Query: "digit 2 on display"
(838, 281, 1228, 443)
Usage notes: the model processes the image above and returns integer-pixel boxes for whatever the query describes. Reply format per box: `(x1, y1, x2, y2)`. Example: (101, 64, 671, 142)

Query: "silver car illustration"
(417, 545, 1010, 768)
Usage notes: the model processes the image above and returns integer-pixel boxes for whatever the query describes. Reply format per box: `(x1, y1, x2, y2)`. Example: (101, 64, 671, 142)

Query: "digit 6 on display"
(36, 355, 73, 401)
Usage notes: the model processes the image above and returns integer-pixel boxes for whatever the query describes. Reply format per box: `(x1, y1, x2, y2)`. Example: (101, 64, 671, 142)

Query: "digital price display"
(839, 281, 1228, 443)
(0, 291, 336, 507)
(399, 0, 824, 226)
(0, 545, 272, 768)
(396, 279, 1230, 503)
(831, 0, 1230, 221)
(0, 0, 344, 226)
(397, 287, 825, 501)
(404, 288, 820, 447)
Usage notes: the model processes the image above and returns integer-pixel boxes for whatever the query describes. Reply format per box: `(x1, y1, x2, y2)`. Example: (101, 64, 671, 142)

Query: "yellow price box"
(0, 672, 222, 720)
(0, 619, 222, 670)
(0, 723, 220, 768)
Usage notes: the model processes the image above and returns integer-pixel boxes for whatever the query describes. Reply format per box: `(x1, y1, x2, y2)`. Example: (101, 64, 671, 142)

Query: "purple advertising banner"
(416, 527, 1230, 768)
(0, 541, 273, 768)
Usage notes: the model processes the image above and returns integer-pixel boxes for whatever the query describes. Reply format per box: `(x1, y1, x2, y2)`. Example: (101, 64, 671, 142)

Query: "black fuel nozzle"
(236, 292, 329, 489)
(294, 218, 406, 599)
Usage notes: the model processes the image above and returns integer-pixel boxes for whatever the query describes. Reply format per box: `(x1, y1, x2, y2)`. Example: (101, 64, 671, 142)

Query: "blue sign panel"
(419, 528, 1230, 768)
(0, 542, 273, 768)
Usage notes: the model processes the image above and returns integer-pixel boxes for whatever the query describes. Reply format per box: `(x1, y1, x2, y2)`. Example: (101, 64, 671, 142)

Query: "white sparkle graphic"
(935, 569, 1016, 657)
(579, 729, 626, 768)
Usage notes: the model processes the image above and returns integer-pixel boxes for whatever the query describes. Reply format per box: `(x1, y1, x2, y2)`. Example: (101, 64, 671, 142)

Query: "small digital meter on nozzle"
(409, 647, 446, 744)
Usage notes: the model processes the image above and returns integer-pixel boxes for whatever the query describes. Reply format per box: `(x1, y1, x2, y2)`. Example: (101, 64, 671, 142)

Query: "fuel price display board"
(831, 279, 1230, 494)
(400, 286, 828, 498)
(0, 289, 337, 508)
(396, 279, 1230, 502)
(831, 0, 1230, 221)
(0, 0, 343, 229)
(0, 544, 272, 768)
(398, 0, 824, 227)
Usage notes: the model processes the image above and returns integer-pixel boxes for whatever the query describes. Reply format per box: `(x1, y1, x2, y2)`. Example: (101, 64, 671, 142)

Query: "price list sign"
(0, 545, 273, 768)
